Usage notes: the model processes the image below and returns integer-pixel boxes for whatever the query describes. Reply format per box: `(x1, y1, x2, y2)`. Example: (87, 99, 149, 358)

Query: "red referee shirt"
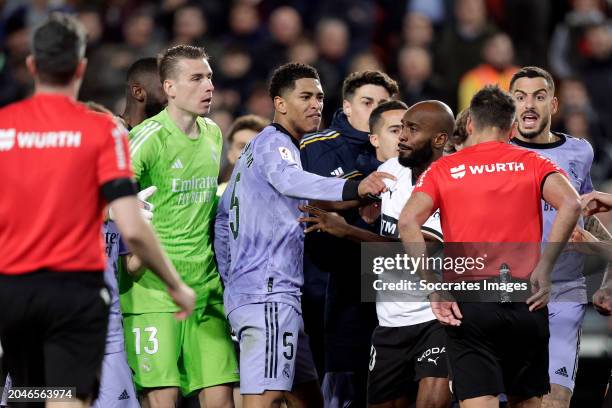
(414, 141, 565, 279)
(0, 94, 133, 274)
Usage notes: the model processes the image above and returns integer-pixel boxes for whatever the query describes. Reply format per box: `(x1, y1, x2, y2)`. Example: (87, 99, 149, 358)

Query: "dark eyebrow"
(360, 96, 374, 102)
(388, 124, 402, 130)
(191, 73, 204, 79)
(513, 88, 548, 95)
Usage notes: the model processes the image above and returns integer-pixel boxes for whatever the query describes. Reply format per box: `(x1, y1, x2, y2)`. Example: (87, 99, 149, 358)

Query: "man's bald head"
(407, 100, 455, 138)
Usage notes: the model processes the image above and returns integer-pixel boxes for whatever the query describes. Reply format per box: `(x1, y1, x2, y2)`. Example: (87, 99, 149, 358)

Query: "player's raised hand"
(137, 185, 157, 223)
(581, 191, 612, 216)
(298, 205, 348, 237)
(567, 226, 600, 255)
(357, 171, 396, 198)
(429, 290, 462, 326)
(527, 263, 552, 311)
(593, 286, 612, 316)
(168, 282, 196, 320)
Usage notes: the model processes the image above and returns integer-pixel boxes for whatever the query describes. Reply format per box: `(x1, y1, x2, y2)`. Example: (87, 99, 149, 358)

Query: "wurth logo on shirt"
(0, 128, 81, 151)
(449, 162, 526, 179)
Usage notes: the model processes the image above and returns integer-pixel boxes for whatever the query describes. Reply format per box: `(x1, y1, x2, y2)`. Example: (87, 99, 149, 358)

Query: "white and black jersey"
(376, 157, 443, 327)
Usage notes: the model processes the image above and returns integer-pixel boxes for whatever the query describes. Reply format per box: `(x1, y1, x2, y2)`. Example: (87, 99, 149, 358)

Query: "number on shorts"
(132, 327, 159, 355)
(283, 332, 294, 360)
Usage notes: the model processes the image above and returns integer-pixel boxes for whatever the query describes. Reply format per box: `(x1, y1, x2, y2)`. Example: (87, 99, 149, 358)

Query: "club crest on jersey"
(278, 146, 295, 163)
(450, 164, 466, 179)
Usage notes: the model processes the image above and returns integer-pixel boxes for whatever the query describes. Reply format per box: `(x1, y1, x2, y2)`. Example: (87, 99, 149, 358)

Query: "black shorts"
(0, 270, 108, 403)
(367, 319, 448, 404)
(446, 302, 550, 401)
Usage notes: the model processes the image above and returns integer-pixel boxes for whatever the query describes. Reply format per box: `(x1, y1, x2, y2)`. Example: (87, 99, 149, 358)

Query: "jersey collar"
(511, 132, 566, 149)
(271, 123, 300, 148)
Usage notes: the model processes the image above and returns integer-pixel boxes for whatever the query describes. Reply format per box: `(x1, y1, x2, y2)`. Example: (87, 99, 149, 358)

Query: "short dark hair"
(469, 85, 516, 131)
(368, 100, 408, 134)
(342, 71, 399, 101)
(32, 13, 86, 85)
(227, 114, 268, 143)
(268, 63, 320, 99)
(509, 66, 555, 95)
(127, 57, 159, 84)
(158, 45, 208, 82)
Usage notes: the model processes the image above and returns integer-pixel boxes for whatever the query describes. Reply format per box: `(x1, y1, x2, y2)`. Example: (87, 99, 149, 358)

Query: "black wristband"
(342, 180, 360, 201)
(101, 178, 138, 203)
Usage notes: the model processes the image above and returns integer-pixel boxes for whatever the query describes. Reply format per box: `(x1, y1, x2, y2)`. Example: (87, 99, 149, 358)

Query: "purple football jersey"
(511, 133, 593, 302)
(103, 221, 128, 354)
(215, 124, 352, 314)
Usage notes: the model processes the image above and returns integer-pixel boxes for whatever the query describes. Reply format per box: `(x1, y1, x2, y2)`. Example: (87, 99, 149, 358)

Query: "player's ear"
(25, 55, 36, 77)
(342, 99, 352, 118)
(131, 85, 145, 102)
(433, 132, 448, 149)
(550, 96, 559, 116)
(163, 79, 175, 99)
(369, 133, 379, 149)
(74, 58, 87, 81)
(274, 95, 287, 114)
(466, 115, 474, 136)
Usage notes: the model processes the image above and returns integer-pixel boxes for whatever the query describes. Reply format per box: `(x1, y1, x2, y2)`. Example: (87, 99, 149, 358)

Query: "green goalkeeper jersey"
(120, 109, 223, 313)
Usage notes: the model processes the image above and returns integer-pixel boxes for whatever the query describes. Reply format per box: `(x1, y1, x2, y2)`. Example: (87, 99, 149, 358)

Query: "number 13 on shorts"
(132, 327, 159, 355)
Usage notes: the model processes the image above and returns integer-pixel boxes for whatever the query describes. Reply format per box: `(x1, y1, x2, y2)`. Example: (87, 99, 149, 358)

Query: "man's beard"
(518, 115, 549, 139)
(144, 100, 166, 118)
(398, 142, 433, 169)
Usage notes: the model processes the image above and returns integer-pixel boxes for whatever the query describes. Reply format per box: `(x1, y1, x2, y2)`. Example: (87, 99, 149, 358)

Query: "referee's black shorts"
(0, 270, 109, 403)
(446, 302, 550, 401)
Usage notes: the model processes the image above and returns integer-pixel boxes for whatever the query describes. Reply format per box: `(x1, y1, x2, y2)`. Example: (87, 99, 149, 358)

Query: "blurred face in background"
(483, 33, 514, 69)
(343, 84, 391, 133)
(403, 12, 433, 48)
(269, 6, 302, 46)
(173, 6, 206, 43)
(228, 129, 258, 164)
(165, 57, 214, 116)
(398, 46, 432, 84)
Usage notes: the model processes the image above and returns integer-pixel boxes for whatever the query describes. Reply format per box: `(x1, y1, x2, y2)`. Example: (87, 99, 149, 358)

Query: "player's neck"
(465, 130, 508, 147)
(272, 115, 301, 142)
(514, 129, 557, 145)
(34, 82, 78, 100)
(122, 102, 145, 130)
(167, 104, 199, 139)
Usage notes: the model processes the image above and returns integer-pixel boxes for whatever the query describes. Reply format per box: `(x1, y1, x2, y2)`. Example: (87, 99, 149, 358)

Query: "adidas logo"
(555, 367, 568, 378)
(330, 167, 344, 177)
(118, 389, 130, 400)
(171, 158, 184, 169)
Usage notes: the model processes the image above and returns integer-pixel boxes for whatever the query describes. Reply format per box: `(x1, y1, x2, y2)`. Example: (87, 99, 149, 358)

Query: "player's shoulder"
(197, 116, 222, 135)
(299, 128, 342, 151)
(128, 115, 166, 153)
(557, 132, 594, 156)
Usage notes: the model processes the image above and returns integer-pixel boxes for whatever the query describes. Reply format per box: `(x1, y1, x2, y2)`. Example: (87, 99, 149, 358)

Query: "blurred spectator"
(215, 46, 254, 107)
(457, 32, 519, 111)
(288, 37, 319, 66)
(77, 7, 104, 51)
(397, 46, 445, 106)
(254, 6, 303, 77)
(315, 18, 351, 123)
(244, 82, 274, 120)
(223, 2, 265, 50)
(406, 0, 449, 26)
(549, 0, 607, 78)
(349, 51, 385, 74)
(502, 0, 551, 68)
(580, 22, 612, 136)
(433, 0, 498, 110)
(79, 9, 160, 109)
(402, 12, 434, 49)
(218, 114, 268, 185)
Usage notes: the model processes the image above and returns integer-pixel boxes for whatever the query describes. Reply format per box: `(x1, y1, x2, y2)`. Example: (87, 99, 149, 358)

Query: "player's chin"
(304, 117, 322, 132)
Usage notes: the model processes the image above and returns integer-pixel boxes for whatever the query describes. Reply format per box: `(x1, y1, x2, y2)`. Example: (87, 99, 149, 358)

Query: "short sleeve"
(413, 162, 441, 209)
(97, 118, 133, 186)
(534, 153, 566, 188)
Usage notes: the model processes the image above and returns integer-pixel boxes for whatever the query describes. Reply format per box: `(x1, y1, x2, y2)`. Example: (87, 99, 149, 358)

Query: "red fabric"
(414, 141, 564, 279)
(0, 94, 133, 274)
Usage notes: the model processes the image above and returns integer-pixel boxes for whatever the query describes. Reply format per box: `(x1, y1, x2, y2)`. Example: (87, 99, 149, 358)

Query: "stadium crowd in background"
(2, 0, 612, 185)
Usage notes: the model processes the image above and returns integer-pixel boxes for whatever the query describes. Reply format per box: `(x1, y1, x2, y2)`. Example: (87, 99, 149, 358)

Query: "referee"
(399, 86, 581, 407)
(0, 14, 194, 408)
